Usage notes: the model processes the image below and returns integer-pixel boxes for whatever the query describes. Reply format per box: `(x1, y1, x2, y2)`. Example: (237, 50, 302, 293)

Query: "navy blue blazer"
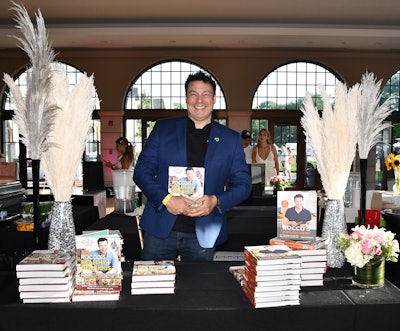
(133, 116, 252, 248)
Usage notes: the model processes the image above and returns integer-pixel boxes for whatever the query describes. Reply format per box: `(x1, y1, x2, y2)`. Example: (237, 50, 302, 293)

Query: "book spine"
(269, 238, 317, 250)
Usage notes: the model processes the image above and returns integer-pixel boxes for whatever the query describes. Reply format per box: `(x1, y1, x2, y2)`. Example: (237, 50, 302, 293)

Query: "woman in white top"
(281, 145, 292, 180)
(252, 129, 280, 186)
(104, 137, 135, 170)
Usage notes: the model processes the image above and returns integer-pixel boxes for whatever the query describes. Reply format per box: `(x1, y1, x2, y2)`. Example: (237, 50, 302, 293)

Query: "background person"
(133, 71, 251, 262)
(281, 145, 292, 180)
(241, 129, 253, 164)
(252, 128, 280, 186)
(104, 137, 134, 170)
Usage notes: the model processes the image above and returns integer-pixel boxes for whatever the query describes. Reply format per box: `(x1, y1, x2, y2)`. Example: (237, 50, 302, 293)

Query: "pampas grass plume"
(301, 82, 359, 200)
(357, 71, 393, 159)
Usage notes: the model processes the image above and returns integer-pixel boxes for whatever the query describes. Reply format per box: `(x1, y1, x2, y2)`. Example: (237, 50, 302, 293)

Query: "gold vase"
(352, 258, 385, 289)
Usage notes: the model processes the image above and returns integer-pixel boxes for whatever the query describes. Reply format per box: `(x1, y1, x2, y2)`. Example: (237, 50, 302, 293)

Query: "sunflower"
(386, 153, 395, 171)
(393, 155, 400, 169)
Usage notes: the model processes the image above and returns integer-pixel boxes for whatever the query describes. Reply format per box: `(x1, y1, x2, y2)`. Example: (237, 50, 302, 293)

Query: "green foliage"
(138, 91, 152, 109)
(23, 202, 52, 214)
(256, 93, 325, 110)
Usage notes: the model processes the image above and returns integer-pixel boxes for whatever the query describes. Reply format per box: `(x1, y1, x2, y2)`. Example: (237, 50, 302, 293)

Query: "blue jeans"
(141, 231, 215, 261)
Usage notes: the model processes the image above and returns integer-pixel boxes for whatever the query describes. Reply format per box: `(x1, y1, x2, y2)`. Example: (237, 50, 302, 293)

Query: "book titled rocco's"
(168, 166, 205, 199)
(276, 190, 318, 241)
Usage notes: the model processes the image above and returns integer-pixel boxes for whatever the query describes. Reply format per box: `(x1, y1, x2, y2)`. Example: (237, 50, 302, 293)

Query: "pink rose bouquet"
(336, 225, 399, 268)
(270, 174, 288, 190)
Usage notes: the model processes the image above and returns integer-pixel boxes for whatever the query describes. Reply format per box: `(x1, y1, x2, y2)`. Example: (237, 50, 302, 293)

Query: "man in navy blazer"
(134, 71, 251, 261)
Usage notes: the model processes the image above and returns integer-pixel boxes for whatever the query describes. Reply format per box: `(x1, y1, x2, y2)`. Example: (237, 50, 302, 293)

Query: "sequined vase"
(48, 201, 76, 252)
(353, 258, 385, 289)
(321, 199, 347, 268)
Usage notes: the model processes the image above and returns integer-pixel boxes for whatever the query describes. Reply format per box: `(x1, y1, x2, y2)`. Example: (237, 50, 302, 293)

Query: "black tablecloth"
(1, 261, 400, 331)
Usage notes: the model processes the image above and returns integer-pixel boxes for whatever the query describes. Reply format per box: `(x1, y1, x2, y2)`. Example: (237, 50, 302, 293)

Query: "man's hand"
(165, 195, 218, 217)
(186, 195, 218, 217)
(164, 195, 194, 215)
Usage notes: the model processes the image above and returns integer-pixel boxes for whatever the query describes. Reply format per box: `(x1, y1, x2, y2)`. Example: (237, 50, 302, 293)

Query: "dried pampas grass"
(41, 64, 96, 201)
(301, 83, 359, 200)
(3, 2, 58, 159)
(357, 71, 393, 159)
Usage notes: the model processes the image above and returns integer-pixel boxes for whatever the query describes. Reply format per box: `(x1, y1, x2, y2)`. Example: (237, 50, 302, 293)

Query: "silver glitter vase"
(321, 199, 347, 268)
(48, 201, 76, 253)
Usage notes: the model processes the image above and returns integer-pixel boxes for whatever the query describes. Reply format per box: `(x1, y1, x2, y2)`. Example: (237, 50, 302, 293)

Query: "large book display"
(229, 190, 328, 308)
(15, 190, 327, 307)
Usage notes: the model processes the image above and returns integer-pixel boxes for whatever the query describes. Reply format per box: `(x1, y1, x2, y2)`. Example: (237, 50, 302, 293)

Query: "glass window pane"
(252, 61, 341, 110)
(125, 61, 226, 111)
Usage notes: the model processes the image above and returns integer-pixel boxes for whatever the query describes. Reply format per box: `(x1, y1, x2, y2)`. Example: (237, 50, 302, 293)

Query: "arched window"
(124, 60, 227, 158)
(377, 70, 400, 189)
(251, 61, 342, 189)
(1, 62, 101, 186)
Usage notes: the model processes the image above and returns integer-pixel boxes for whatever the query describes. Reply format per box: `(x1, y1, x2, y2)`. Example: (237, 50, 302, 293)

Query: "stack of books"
(72, 230, 123, 302)
(242, 245, 302, 308)
(269, 237, 327, 287)
(131, 260, 176, 295)
(16, 250, 76, 303)
(292, 248, 327, 287)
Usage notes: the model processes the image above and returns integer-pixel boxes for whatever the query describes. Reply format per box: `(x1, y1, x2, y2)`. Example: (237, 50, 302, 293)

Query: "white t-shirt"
(243, 145, 253, 164)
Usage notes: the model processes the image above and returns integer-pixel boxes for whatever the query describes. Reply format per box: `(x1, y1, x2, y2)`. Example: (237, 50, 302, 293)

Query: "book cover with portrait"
(168, 166, 205, 199)
(276, 191, 318, 241)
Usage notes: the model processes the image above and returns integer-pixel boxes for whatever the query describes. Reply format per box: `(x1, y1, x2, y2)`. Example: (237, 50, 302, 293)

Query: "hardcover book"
(243, 273, 302, 288)
(269, 237, 326, 250)
(276, 190, 318, 241)
(19, 282, 73, 292)
(300, 279, 324, 287)
(131, 287, 175, 295)
(244, 264, 301, 280)
(301, 273, 324, 280)
(244, 245, 301, 266)
(16, 250, 75, 271)
(19, 287, 74, 299)
(71, 292, 120, 302)
(242, 285, 300, 309)
(287, 247, 327, 256)
(244, 259, 302, 271)
(16, 267, 74, 279)
(132, 260, 176, 282)
(131, 280, 175, 289)
(229, 265, 245, 285)
(300, 267, 326, 274)
(22, 297, 71, 304)
(243, 285, 300, 297)
(75, 230, 123, 274)
(300, 255, 327, 262)
(301, 261, 327, 269)
(168, 166, 205, 199)
(19, 274, 73, 285)
(74, 231, 123, 300)
(242, 283, 301, 293)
